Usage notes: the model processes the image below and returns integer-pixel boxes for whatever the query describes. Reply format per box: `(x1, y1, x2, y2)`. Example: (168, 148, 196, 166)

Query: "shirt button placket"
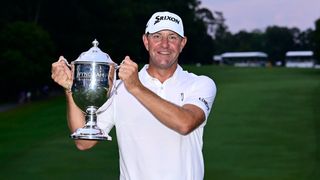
(159, 85, 165, 98)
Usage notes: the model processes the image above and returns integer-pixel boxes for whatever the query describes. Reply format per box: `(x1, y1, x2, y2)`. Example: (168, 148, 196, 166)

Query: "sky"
(200, 0, 320, 33)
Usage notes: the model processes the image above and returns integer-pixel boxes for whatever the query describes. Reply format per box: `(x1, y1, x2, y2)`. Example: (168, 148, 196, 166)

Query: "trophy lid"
(75, 39, 114, 63)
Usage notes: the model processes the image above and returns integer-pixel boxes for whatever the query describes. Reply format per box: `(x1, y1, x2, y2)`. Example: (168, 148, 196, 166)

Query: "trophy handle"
(111, 64, 123, 96)
(57, 56, 74, 92)
(58, 56, 72, 68)
(96, 64, 122, 113)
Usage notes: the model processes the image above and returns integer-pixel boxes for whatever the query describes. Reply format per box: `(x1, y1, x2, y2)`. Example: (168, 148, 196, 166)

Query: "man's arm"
(131, 86, 205, 135)
(118, 57, 205, 135)
(65, 91, 98, 150)
(51, 58, 98, 150)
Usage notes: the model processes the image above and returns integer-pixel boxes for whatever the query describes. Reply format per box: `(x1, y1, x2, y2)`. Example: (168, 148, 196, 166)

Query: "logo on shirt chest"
(180, 93, 184, 101)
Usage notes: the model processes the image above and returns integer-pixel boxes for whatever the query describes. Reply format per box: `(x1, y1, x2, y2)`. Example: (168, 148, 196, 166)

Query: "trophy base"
(70, 126, 112, 141)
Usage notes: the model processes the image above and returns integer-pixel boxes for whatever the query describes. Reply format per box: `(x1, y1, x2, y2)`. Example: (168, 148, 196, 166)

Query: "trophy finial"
(92, 39, 99, 47)
(75, 39, 113, 63)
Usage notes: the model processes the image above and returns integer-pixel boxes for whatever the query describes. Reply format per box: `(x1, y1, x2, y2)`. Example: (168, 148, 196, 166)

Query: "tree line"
(0, 0, 319, 102)
(213, 17, 320, 65)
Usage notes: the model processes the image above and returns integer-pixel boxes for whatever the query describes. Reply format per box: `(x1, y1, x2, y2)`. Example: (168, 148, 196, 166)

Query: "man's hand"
(51, 56, 73, 91)
(118, 56, 142, 94)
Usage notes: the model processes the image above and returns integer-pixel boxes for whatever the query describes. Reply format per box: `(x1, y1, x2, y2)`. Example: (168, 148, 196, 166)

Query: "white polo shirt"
(97, 65, 216, 180)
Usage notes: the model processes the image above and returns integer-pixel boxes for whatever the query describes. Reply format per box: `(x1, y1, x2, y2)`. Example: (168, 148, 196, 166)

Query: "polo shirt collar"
(140, 64, 182, 85)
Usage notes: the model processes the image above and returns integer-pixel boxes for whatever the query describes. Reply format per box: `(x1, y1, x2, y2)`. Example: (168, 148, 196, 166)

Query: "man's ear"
(180, 37, 187, 52)
(142, 34, 149, 51)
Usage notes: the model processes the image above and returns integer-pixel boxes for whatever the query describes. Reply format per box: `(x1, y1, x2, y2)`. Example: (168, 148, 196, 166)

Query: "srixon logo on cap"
(154, 15, 180, 25)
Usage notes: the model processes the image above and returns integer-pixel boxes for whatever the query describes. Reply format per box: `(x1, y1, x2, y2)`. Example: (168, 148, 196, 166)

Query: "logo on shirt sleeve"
(199, 97, 210, 111)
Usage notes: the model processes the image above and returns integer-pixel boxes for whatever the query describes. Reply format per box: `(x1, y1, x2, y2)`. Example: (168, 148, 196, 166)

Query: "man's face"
(143, 30, 187, 69)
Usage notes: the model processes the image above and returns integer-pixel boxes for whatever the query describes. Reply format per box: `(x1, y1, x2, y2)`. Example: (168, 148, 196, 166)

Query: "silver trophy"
(66, 39, 118, 140)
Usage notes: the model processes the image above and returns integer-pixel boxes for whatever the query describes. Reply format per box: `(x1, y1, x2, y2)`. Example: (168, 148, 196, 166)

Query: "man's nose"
(160, 37, 169, 48)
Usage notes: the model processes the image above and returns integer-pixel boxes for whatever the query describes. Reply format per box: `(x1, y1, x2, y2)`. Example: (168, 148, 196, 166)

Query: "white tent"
(285, 51, 315, 68)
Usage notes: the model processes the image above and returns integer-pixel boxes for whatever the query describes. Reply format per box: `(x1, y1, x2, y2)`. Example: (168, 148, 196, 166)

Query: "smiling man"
(51, 11, 217, 180)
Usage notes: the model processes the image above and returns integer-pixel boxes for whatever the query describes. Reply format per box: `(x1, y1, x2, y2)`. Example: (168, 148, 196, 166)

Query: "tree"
(264, 26, 295, 65)
(29, 0, 215, 64)
(0, 21, 54, 101)
(232, 30, 265, 52)
(314, 18, 320, 63)
(208, 11, 234, 54)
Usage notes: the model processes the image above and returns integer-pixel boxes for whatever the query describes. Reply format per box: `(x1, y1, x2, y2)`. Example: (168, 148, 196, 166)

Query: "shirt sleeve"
(183, 75, 217, 120)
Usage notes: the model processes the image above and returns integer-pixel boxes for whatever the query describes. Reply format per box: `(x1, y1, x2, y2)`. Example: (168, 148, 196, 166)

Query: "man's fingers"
(121, 56, 134, 65)
(58, 56, 71, 68)
(63, 63, 73, 80)
(51, 56, 73, 90)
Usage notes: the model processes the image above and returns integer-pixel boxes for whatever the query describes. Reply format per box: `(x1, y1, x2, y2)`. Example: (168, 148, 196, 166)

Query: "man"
(51, 11, 216, 180)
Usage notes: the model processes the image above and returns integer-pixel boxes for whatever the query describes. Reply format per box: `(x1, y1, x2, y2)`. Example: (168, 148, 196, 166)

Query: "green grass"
(187, 66, 320, 180)
(0, 97, 119, 179)
(1, 66, 319, 180)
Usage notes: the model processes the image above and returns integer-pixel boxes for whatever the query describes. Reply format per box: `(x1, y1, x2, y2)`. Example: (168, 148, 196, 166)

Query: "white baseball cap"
(145, 11, 184, 37)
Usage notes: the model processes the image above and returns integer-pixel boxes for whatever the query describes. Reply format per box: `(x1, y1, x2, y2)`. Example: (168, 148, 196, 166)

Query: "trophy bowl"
(70, 39, 117, 141)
